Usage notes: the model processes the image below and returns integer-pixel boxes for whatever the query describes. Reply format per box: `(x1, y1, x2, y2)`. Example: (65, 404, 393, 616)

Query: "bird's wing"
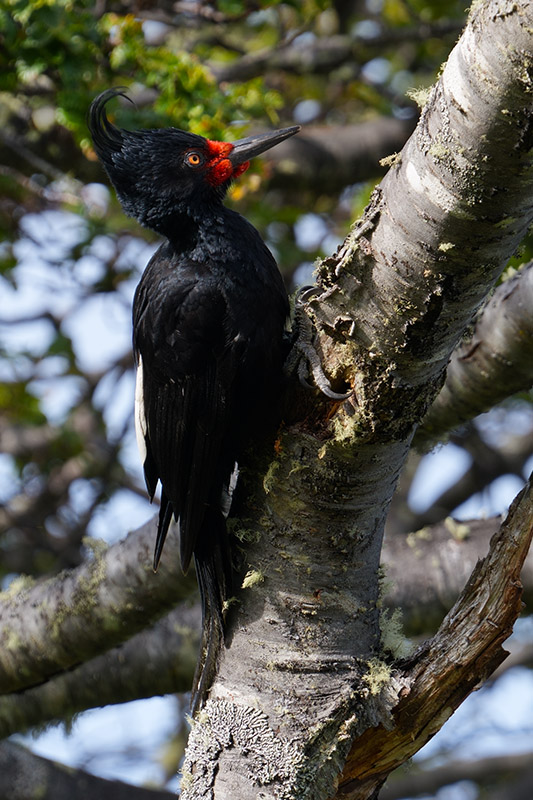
(133, 262, 243, 572)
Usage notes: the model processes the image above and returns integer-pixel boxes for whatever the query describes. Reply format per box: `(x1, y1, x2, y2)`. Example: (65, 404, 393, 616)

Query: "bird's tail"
(153, 494, 173, 572)
(190, 505, 232, 715)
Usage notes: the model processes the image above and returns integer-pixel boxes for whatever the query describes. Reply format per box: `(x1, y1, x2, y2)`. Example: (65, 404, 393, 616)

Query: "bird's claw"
(286, 285, 353, 401)
(295, 339, 353, 400)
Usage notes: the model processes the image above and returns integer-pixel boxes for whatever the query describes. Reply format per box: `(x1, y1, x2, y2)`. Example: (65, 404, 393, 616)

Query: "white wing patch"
(134, 355, 148, 465)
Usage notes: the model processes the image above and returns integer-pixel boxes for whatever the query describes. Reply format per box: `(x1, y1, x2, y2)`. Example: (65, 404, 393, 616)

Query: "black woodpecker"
(88, 89, 299, 709)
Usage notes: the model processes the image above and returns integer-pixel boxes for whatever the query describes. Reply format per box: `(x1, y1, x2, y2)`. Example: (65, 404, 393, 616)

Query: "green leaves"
(0, 381, 46, 427)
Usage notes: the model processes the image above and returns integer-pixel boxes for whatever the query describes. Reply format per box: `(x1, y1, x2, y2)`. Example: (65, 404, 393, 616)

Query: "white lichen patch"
(181, 699, 306, 799)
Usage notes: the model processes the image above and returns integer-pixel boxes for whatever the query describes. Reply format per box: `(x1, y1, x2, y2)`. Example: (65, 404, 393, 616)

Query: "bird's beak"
(229, 126, 301, 166)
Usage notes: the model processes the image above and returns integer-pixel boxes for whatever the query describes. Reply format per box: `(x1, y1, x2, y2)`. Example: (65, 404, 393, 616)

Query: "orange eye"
(186, 152, 203, 167)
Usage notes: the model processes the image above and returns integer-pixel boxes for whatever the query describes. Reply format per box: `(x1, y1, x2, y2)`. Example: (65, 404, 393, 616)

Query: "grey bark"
(0, 740, 174, 800)
(0, 603, 199, 738)
(0, 519, 196, 693)
(417, 262, 533, 447)
(180, 3, 533, 799)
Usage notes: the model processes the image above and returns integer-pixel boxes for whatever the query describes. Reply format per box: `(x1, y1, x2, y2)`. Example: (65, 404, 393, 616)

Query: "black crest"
(88, 89, 212, 234)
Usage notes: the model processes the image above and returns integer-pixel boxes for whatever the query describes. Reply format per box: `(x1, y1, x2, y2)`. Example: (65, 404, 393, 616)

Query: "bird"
(88, 89, 299, 709)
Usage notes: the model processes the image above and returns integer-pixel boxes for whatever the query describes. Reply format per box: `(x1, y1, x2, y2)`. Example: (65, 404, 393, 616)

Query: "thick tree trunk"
(180, 2, 533, 798)
(182, 437, 411, 799)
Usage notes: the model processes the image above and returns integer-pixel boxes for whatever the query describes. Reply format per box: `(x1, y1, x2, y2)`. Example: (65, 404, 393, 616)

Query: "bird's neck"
(162, 209, 201, 251)
(164, 203, 236, 256)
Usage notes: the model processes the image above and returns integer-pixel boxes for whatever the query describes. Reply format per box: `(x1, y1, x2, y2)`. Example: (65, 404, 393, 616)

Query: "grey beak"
(229, 126, 301, 165)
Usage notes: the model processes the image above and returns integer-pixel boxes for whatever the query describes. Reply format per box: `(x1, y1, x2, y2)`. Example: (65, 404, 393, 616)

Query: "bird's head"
(88, 89, 300, 236)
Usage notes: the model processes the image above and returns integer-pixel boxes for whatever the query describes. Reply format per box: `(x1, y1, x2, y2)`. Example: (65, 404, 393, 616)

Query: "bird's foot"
(285, 286, 352, 401)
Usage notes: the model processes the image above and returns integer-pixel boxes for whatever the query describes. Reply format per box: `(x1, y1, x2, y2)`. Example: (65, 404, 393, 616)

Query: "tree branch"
(0, 603, 199, 737)
(1, 507, 531, 741)
(381, 751, 533, 800)
(417, 262, 533, 447)
(382, 515, 533, 633)
(406, 425, 533, 530)
(212, 23, 462, 83)
(0, 740, 174, 800)
(0, 519, 196, 693)
(266, 117, 417, 193)
(338, 474, 533, 797)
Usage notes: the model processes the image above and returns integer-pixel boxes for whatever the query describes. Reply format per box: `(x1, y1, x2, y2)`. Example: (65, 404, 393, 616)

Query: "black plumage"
(88, 89, 299, 708)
